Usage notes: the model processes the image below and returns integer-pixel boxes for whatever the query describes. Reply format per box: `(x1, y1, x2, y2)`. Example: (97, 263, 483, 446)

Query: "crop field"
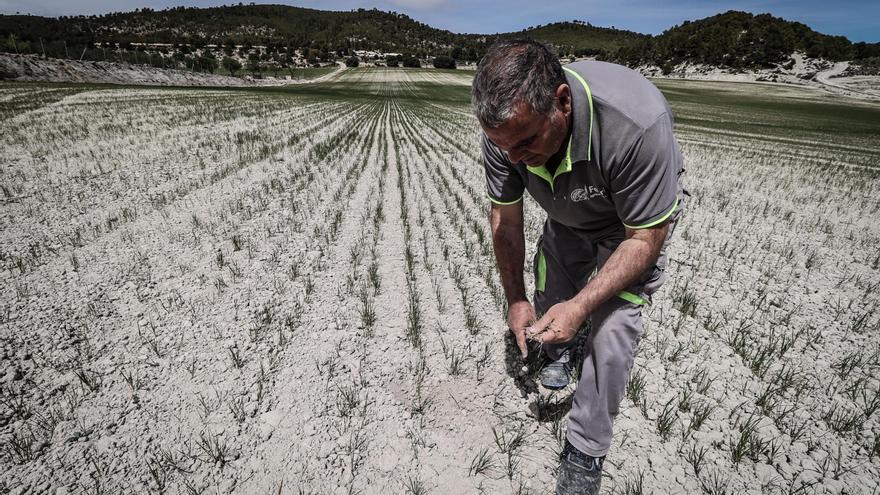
(1, 71, 879, 494)
(280, 67, 341, 81)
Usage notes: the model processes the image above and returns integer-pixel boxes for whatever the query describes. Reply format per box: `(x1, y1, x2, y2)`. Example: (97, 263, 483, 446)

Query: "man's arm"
(489, 201, 535, 358)
(571, 223, 668, 318)
(489, 201, 526, 305)
(527, 222, 668, 343)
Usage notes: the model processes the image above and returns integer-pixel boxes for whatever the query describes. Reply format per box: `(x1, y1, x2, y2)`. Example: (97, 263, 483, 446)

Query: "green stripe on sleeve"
(624, 199, 678, 229)
(488, 195, 523, 206)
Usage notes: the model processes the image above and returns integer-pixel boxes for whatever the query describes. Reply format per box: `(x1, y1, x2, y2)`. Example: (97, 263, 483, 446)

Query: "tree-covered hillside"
(1, 6, 460, 57)
(512, 21, 648, 57)
(614, 11, 880, 69)
(1, 6, 877, 70)
(0, 5, 644, 62)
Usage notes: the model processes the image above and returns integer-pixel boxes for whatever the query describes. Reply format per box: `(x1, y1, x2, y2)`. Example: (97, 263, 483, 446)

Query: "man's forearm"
(492, 226, 527, 305)
(571, 226, 667, 317)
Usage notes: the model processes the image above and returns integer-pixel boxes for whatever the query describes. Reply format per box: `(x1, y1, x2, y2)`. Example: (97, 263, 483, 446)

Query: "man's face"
(483, 84, 572, 167)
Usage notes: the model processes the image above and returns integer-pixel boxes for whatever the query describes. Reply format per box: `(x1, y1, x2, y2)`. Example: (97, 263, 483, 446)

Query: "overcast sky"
(1, 0, 877, 42)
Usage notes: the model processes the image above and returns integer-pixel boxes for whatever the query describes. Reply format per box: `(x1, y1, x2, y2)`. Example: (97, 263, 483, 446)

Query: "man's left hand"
(526, 300, 587, 344)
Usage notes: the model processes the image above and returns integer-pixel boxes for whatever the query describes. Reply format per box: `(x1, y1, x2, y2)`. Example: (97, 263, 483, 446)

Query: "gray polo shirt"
(483, 60, 684, 239)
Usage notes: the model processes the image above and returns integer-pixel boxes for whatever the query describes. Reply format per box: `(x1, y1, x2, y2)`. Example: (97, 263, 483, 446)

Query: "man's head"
(472, 39, 572, 167)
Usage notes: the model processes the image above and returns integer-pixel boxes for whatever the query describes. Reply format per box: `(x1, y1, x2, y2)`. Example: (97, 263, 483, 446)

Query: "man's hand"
(507, 300, 536, 359)
(526, 300, 588, 345)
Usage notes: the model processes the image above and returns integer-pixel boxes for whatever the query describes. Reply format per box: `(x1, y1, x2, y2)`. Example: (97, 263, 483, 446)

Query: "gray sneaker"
(539, 349, 572, 389)
(556, 439, 604, 495)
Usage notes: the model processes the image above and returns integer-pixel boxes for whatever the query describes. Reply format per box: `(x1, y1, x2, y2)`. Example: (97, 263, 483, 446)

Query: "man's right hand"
(507, 300, 536, 360)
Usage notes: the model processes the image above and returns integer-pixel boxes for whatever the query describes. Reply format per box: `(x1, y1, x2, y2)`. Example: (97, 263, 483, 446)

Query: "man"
(471, 39, 685, 494)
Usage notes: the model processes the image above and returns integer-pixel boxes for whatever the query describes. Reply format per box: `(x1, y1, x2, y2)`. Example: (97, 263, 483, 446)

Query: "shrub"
(402, 56, 421, 68)
(432, 55, 456, 69)
(222, 57, 241, 76)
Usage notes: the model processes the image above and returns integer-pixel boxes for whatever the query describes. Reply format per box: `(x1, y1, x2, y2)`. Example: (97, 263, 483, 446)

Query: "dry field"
(829, 76, 880, 98)
(1, 72, 879, 494)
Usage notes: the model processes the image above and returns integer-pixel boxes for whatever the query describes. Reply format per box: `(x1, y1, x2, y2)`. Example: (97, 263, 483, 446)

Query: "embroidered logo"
(570, 185, 608, 202)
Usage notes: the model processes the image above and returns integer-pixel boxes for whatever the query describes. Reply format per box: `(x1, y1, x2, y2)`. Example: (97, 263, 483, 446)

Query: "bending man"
(472, 39, 686, 494)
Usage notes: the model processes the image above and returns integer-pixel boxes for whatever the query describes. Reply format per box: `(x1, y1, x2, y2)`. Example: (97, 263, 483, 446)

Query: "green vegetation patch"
(655, 79, 880, 152)
(0, 82, 103, 120)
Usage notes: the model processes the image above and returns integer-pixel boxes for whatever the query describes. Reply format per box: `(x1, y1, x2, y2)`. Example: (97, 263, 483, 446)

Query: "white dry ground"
(0, 53, 346, 88)
(0, 73, 879, 494)
(820, 74, 880, 99)
(645, 53, 880, 101)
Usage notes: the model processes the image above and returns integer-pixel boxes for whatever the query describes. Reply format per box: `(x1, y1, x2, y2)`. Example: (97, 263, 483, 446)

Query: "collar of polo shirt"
(526, 66, 594, 193)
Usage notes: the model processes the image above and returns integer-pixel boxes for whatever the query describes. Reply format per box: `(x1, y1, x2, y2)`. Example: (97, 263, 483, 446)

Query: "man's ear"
(555, 83, 572, 116)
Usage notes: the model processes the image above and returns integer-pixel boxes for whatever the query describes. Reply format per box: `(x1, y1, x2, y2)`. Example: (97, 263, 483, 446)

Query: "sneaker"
(556, 439, 604, 495)
(539, 349, 572, 389)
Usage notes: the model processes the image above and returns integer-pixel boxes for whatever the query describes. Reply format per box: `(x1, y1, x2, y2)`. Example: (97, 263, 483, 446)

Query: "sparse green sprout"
(468, 447, 495, 476)
(685, 443, 708, 478)
(194, 430, 234, 467)
(656, 396, 678, 441)
(228, 345, 244, 369)
(74, 369, 101, 393)
(627, 367, 646, 408)
(448, 349, 464, 375)
(403, 474, 427, 495)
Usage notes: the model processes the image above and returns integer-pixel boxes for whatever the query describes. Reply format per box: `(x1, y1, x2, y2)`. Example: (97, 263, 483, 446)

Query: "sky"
(1, 0, 878, 42)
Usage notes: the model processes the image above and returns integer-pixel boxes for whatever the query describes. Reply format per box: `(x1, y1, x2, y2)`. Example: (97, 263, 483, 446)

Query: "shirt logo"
(571, 185, 608, 202)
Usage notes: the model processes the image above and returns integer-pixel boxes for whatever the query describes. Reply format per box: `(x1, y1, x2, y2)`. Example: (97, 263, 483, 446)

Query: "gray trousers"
(533, 218, 674, 457)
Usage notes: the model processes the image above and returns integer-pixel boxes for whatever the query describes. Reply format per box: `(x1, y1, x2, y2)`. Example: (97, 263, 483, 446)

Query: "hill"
(1, 6, 877, 71)
(0, 5, 643, 63)
(506, 21, 648, 57)
(614, 10, 880, 69)
(0, 6, 458, 56)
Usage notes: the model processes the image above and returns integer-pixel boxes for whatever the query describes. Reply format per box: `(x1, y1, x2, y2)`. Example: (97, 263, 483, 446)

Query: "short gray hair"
(471, 39, 566, 128)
